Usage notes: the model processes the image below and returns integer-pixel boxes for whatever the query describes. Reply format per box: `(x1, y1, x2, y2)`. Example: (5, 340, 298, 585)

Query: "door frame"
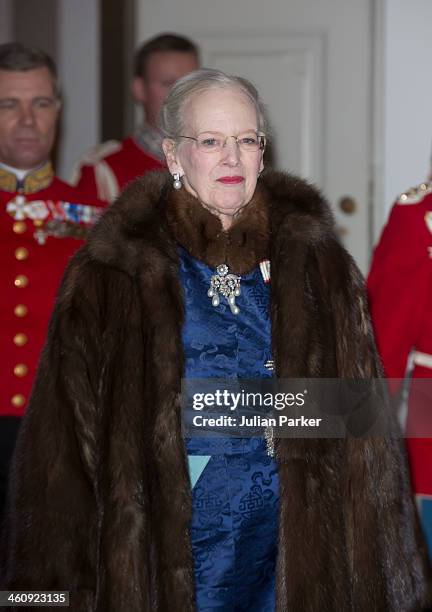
(371, 0, 386, 251)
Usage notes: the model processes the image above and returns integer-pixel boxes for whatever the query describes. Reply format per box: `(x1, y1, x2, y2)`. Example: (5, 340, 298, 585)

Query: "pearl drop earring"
(173, 172, 182, 190)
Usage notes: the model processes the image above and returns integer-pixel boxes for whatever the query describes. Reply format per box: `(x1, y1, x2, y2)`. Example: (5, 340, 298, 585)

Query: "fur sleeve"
(316, 237, 432, 610)
(0, 250, 106, 610)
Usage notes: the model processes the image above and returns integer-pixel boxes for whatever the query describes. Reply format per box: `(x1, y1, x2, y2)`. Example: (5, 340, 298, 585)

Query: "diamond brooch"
(208, 264, 241, 315)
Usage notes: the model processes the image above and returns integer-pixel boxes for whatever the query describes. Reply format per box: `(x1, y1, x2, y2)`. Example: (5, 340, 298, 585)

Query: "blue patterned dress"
(179, 246, 279, 611)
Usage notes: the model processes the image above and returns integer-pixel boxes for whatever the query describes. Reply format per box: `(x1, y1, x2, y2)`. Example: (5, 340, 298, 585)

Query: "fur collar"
(166, 182, 269, 274)
(89, 169, 335, 276)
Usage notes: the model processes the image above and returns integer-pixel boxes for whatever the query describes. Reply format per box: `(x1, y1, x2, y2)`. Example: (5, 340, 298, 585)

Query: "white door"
(137, 0, 373, 272)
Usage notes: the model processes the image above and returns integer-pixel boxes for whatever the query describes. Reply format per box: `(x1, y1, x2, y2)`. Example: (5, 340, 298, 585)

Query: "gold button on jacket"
(11, 394, 26, 408)
(14, 363, 28, 377)
(14, 275, 29, 288)
(13, 333, 28, 346)
(12, 221, 26, 234)
(14, 304, 28, 317)
(15, 247, 29, 261)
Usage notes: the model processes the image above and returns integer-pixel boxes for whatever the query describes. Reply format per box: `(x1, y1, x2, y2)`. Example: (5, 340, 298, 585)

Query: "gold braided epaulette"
(397, 182, 432, 205)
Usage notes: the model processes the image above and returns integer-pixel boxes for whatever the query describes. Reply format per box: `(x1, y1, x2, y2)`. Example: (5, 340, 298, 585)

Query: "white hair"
(159, 68, 268, 138)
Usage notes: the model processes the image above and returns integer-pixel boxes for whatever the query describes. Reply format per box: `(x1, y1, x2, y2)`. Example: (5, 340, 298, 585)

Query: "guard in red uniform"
(72, 33, 199, 201)
(72, 135, 165, 202)
(0, 43, 106, 515)
(368, 180, 432, 555)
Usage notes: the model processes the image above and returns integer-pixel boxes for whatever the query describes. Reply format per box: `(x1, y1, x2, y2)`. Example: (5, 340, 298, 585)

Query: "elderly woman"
(1, 69, 430, 611)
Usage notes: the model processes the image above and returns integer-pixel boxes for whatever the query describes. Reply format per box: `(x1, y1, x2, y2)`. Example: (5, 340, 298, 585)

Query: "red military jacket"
(0, 162, 107, 417)
(368, 182, 432, 494)
(74, 136, 165, 202)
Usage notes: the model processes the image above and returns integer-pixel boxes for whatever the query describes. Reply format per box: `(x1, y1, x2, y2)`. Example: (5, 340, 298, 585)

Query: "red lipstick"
(217, 176, 244, 184)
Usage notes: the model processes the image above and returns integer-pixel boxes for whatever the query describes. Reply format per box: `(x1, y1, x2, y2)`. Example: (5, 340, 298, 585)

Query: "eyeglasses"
(177, 130, 266, 153)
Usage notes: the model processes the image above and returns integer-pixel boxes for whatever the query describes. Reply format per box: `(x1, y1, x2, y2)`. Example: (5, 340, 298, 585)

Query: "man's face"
(133, 51, 199, 128)
(0, 66, 59, 170)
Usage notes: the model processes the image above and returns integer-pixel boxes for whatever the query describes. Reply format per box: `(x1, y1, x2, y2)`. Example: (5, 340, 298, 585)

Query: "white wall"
(379, 0, 432, 227)
(56, 0, 100, 181)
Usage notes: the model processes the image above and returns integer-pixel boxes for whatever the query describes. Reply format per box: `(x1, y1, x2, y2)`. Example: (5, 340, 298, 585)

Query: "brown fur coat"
(1, 170, 430, 611)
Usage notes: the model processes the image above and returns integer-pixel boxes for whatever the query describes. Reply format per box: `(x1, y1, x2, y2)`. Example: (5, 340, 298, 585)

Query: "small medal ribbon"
(6, 196, 103, 225)
(259, 259, 271, 284)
